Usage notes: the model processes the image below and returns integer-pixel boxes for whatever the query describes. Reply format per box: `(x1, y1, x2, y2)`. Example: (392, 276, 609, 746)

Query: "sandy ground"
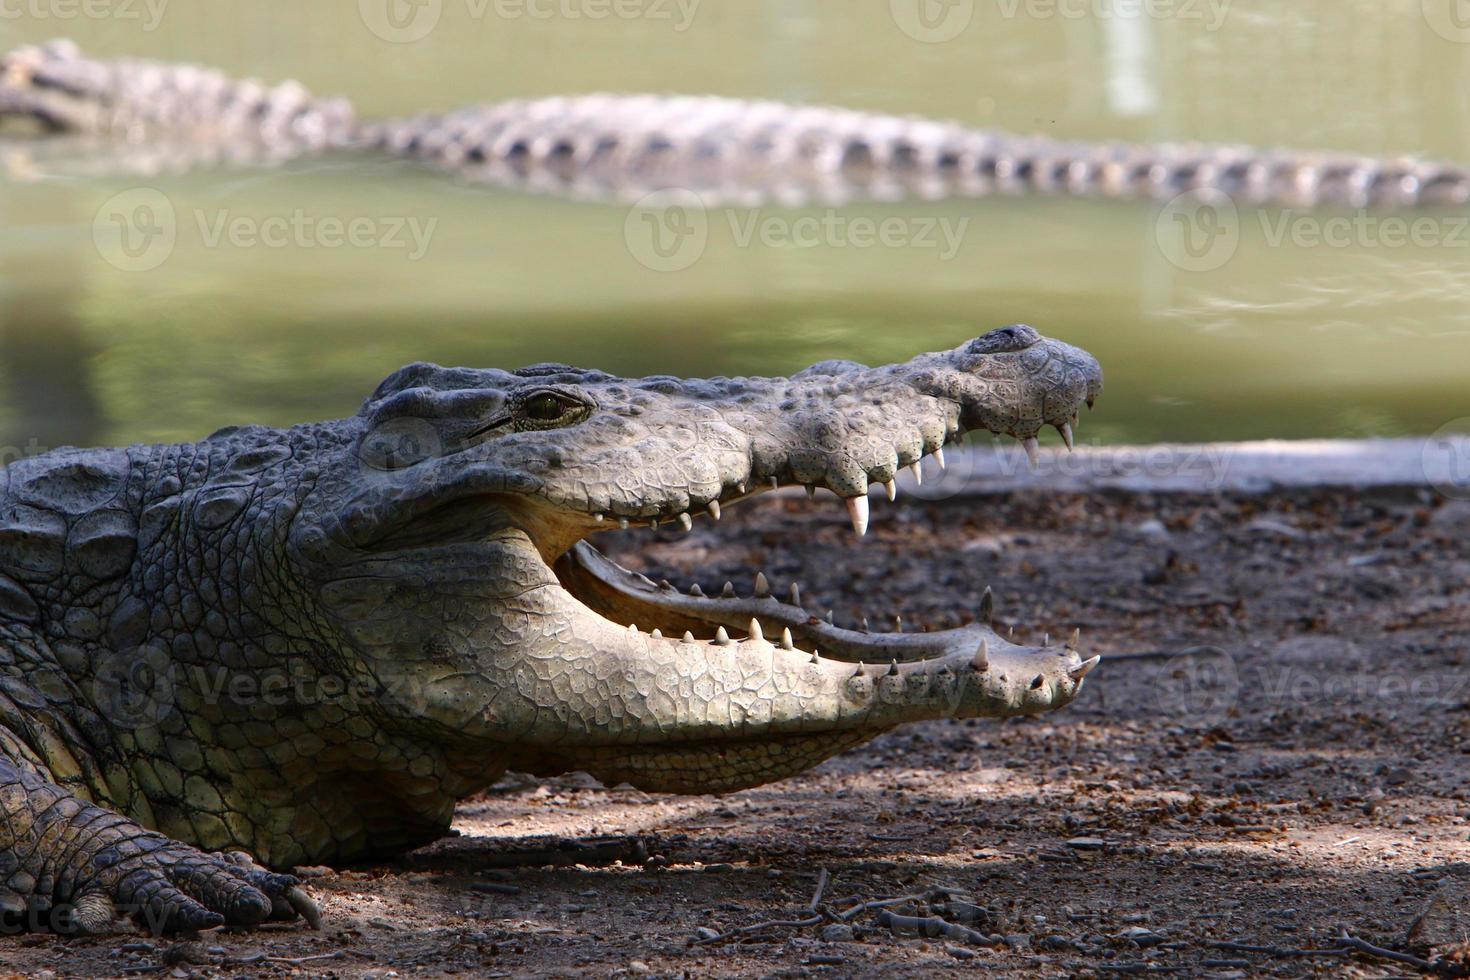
(4, 483, 1470, 978)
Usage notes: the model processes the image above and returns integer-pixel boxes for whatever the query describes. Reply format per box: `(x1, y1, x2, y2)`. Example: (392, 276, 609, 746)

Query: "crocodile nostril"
(968, 324, 1041, 355)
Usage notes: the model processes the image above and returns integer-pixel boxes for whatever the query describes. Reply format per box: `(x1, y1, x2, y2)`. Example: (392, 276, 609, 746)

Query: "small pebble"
(820, 924, 855, 942)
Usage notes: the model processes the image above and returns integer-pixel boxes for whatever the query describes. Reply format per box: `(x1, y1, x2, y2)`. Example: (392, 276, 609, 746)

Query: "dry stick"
(875, 909, 990, 945)
(808, 869, 830, 914)
(690, 914, 824, 945)
(1208, 940, 1349, 959)
(1337, 930, 1446, 975)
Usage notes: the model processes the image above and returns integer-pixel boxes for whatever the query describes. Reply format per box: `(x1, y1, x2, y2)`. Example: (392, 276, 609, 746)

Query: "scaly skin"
(2, 38, 1467, 206)
(0, 326, 1100, 934)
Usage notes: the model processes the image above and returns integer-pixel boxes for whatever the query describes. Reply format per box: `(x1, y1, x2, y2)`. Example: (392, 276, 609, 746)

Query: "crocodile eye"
(512, 388, 592, 430)
(525, 394, 565, 421)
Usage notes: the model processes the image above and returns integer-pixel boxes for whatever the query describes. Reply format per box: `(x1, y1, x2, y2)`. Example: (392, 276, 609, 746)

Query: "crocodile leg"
(0, 758, 311, 935)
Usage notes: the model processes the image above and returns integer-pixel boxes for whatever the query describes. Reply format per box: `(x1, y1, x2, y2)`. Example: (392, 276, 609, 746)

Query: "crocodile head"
(293, 326, 1103, 794)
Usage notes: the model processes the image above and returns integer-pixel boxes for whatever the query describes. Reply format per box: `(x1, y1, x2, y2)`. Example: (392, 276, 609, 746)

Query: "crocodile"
(0, 327, 1102, 935)
(2, 38, 1468, 207)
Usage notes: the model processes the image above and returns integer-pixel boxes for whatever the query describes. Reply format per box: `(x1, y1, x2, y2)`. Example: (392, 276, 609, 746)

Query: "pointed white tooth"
(770, 476, 780, 491)
(972, 639, 989, 671)
(593, 513, 604, 522)
(894, 615, 903, 633)
(748, 618, 763, 643)
(721, 581, 736, 599)
(825, 610, 835, 625)
(780, 627, 794, 650)
(628, 623, 639, 634)
(754, 572, 770, 597)
(650, 517, 660, 529)
(690, 584, 705, 597)
(909, 462, 923, 485)
(1007, 626, 1015, 641)
(883, 479, 897, 502)
(714, 626, 730, 645)
(845, 495, 869, 536)
(678, 512, 693, 532)
(1022, 436, 1040, 469)
(1069, 655, 1101, 681)
(736, 481, 747, 494)
(934, 447, 946, 470)
(860, 617, 870, 633)
(1042, 632, 1050, 647)
(789, 583, 802, 607)
(682, 631, 696, 643)
(806, 485, 817, 501)
(618, 518, 630, 529)
(886, 660, 900, 676)
(707, 500, 721, 521)
(810, 649, 821, 664)
(1058, 422, 1074, 451)
(1067, 628, 1080, 650)
(651, 628, 662, 639)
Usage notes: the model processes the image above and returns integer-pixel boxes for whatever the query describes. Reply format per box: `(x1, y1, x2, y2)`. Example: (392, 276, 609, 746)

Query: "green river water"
(1, 1, 1468, 454)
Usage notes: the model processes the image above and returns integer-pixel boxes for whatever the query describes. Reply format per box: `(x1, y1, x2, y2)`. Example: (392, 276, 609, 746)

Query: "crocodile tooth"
(770, 476, 780, 491)
(1022, 437, 1040, 469)
(909, 462, 923, 485)
(934, 447, 946, 470)
(748, 619, 763, 642)
(1058, 422, 1074, 451)
(806, 485, 817, 501)
(683, 631, 696, 643)
(690, 584, 705, 597)
(707, 500, 721, 521)
(825, 609, 835, 624)
(845, 495, 869, 536)
(980, 586, 994, 625)
(883, 479, 897, 502)
(1069, 655, 1101, 681)
(1042, 632, 1050, 647)
(721, 581, 736, 599)
(972, 639, 989, 671)
(789, 583, 801, 607)
(1007, 626, 1015, 641)
(1066, 628, 1080, 650)
(894, 615, 903, 633)
(678, 512, 693, 532)
(780, 627, 794, 650)
(810, 649, 820, 663)
(593, 513, 604, 522)
(650, 517, 660, 529)
(659, 579, 674, 591)
(887, 660, 900, 676)
(650, 628, 662, 639)
(618, 518, 630, 529)
(754, 572, 770, 597)
(860, 617, 870, 633)
(714, 626, 730, 645)
(737, 481, 747, 494)
(628, 623, 639, 633)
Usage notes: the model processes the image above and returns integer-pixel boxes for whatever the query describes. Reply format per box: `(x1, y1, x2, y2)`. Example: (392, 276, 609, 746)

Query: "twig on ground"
(690, 914, 824, 945)
(1337, 930, 1449, 975)
(808, 869, 830, 913)
(874, 909, 991, 945)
